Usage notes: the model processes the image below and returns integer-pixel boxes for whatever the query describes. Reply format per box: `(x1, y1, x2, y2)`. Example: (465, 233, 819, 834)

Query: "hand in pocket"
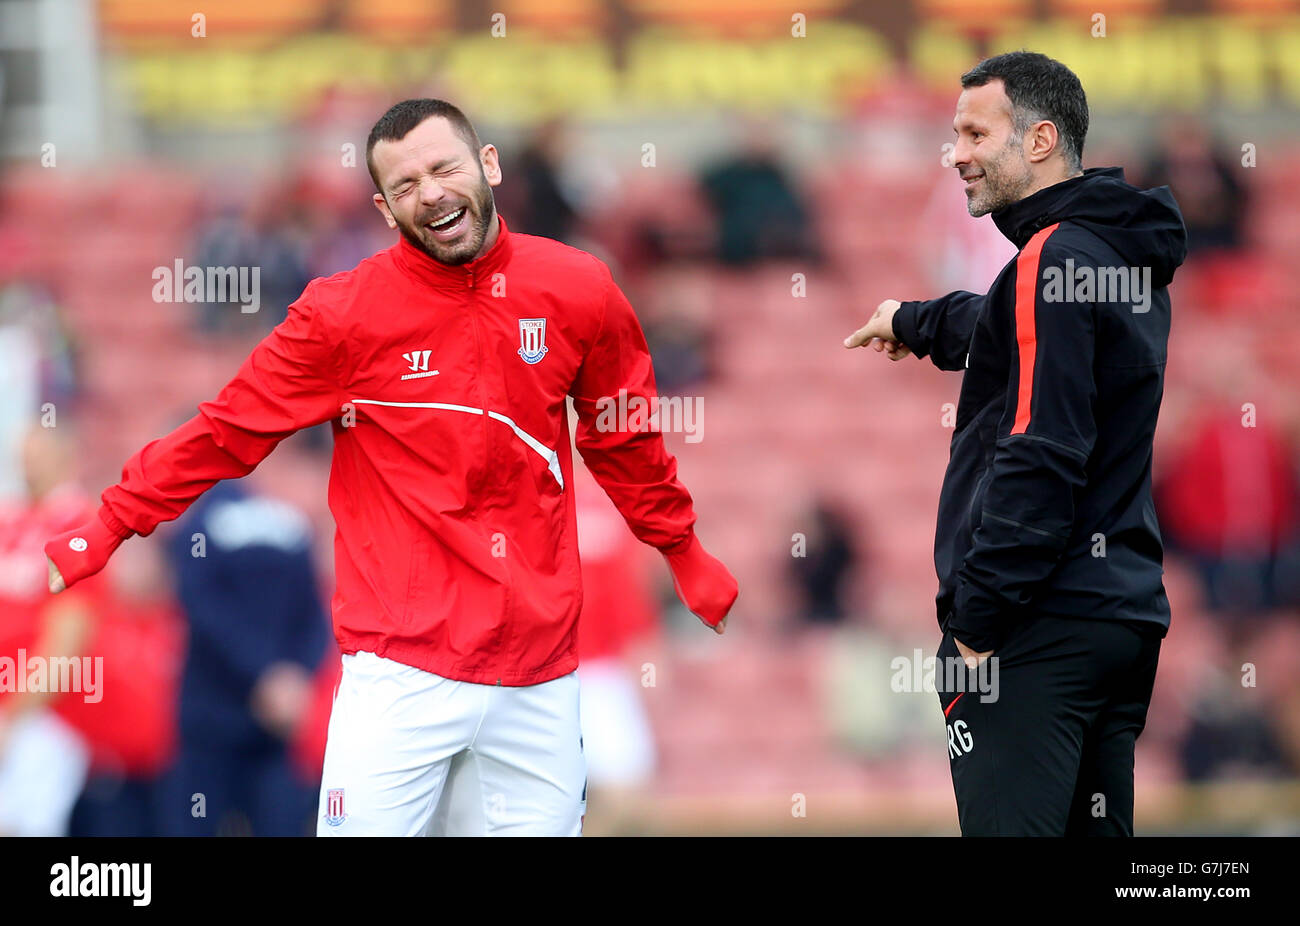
(954, 636, 994, 669)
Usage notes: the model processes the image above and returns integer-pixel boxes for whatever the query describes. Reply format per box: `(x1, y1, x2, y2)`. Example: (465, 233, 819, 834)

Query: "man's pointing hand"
(844, 299, 911, 360)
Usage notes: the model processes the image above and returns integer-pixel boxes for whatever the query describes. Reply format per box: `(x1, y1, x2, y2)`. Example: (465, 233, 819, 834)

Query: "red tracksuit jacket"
(96, 217, 699, 685)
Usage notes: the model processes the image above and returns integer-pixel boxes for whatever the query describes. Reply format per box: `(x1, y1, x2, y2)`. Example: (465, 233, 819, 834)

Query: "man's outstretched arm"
(844, 292, 986, 370)
(570, 267, 738, 633)
(46, 285, 346, 592)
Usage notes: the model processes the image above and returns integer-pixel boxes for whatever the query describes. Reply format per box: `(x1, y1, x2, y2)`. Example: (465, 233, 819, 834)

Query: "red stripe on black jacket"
(892, 168, 1186, 651)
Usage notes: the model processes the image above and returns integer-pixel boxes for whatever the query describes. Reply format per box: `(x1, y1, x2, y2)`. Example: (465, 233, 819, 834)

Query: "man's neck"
(475, 211, 501, 259)
(1018, 166, 1085, 203)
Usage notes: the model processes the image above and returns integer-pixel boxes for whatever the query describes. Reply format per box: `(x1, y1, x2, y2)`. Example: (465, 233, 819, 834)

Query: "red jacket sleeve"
(569, 269, 698, 553)
(101, 283, 346, 537)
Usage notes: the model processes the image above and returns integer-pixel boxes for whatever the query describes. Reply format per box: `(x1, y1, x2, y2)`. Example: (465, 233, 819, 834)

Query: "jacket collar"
(393, 212, 513, 287)
(992, 167, 1124, 249)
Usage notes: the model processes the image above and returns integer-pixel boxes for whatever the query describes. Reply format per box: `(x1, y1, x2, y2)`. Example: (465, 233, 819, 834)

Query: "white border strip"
(349, 399, 564, 489)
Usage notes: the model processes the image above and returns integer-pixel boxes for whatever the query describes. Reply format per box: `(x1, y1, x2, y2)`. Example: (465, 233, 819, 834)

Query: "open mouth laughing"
(425, 206, 469, 240)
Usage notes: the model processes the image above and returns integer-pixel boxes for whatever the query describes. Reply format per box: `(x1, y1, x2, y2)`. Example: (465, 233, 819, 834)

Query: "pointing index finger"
(844, 326, 872, 348)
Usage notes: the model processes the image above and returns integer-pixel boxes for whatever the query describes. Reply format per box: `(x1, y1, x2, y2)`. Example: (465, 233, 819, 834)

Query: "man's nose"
(417, 178, 447, 205)
(950, 138, 973, 169)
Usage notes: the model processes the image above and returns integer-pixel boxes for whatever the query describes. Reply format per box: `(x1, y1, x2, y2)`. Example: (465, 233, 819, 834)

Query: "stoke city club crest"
(518, 317, 549, 364)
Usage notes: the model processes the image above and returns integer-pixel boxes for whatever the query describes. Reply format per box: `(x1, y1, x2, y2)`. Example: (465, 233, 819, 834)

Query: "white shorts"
(316, 651, 586, 837)
(0, 708, 90, 836)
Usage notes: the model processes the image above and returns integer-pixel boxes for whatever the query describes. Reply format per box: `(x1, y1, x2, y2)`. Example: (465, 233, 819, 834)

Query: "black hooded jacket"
(892, 167, 1187, 651)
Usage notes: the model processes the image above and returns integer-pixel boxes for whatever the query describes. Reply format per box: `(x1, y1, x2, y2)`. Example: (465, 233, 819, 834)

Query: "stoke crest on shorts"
(325, 788, 347, 826)
(517, 318, 549, 364)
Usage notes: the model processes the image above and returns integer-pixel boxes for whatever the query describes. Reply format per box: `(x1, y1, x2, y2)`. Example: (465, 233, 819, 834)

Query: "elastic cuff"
(892, 301, 920, 350)
(98, 504, 134, 540)
(660, 530, 698, 558)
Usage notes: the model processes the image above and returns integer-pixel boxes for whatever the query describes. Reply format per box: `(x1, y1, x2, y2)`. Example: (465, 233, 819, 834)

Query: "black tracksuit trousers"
(935, 614, 1164, 836)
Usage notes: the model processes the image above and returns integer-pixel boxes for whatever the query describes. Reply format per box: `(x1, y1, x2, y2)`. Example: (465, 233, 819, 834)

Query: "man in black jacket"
(845, 51, 1187, 835)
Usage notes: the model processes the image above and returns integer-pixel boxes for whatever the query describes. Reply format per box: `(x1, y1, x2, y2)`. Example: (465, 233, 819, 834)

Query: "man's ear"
(373, 192, 397, 229)
(480, 144, 503, 188)
(1025, 120, 1060, 164)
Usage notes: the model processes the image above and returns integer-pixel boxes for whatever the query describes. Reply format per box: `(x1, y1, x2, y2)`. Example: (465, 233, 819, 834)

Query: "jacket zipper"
(466, 267, 487, 501)
(466, 264, 515, 682)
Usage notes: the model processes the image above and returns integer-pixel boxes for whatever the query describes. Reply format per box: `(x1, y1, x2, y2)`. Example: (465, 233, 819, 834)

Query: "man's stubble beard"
(395, 172, 498, 266)
(966, 140, 1033, 218)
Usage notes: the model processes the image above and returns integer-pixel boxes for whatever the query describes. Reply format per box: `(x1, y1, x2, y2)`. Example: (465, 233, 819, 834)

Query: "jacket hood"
(992, 167, 1188, 287)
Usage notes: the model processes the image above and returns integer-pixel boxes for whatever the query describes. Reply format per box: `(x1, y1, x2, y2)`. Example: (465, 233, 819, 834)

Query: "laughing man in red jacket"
(45, 99, 738, 836)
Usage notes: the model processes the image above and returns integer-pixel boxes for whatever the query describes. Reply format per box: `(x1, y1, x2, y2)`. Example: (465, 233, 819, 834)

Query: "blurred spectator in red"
(66, 540, 185, 836)
(288, 640, 342, 788)
(159, 479, 332, 835)
(0, 426, 104, 834)
(1156, 401, 1299, 619)
(698, 116, 821, 266)
(283, 160, 394, 281)
(572, 456, 661, 834)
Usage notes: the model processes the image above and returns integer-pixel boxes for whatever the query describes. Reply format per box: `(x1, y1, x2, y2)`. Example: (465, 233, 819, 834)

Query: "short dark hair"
(961, 51, 1088, 172)
(366, 99, 482, 192)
